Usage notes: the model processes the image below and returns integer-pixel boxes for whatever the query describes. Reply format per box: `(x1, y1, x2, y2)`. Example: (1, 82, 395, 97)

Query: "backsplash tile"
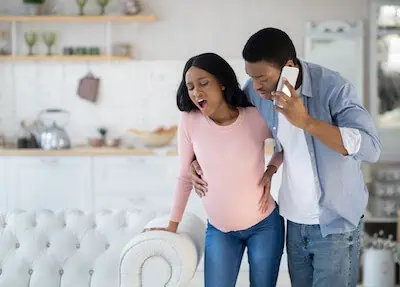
(0, 59, 247, 145)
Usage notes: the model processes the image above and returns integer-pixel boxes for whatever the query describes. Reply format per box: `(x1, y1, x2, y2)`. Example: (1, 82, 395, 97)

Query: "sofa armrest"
(119, 213, 206, 287)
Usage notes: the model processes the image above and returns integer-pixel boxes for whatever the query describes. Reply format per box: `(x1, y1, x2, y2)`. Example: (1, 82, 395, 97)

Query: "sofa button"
(3, 222, 6, 228)
(105, 244, 110, 250)
(28, 269, 33, 275)
(0, 269, 2, 275)
(32, 222, 37, 227)
(76, 243, 80, 249)
(92, 223, 97, 228)
(46, 242, 50, 248)
(59, 269, 64, 275)
(15, 243, 20, 248)
(89, 270, 94, 275)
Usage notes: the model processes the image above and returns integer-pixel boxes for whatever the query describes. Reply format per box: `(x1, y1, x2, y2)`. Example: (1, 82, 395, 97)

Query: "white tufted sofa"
(0, 209, 205, 287)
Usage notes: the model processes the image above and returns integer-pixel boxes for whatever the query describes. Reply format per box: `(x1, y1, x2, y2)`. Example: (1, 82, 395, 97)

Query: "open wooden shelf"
(0, 15, 157, 23)
(0, 14, 154, 62)
(0, 55, 132, 61)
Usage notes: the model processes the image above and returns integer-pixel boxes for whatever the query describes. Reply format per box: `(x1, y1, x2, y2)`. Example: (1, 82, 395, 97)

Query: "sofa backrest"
(0, 209, 155, 287)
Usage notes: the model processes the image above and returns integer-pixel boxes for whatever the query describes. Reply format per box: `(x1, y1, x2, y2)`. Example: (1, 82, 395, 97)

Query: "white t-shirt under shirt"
(277, 86, 361, 225)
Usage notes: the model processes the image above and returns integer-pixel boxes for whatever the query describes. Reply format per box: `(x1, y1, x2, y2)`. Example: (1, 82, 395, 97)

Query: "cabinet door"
(5, 157, 92, 211)
(93, 156, 180, 210)
(0, 158, 6, 211)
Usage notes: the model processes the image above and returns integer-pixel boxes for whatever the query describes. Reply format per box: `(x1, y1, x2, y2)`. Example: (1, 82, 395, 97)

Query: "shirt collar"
(298, 58, 313, 98)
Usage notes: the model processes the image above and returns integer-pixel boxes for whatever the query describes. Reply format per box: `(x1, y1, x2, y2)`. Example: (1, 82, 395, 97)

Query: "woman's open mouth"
(198, 99, 208, 109)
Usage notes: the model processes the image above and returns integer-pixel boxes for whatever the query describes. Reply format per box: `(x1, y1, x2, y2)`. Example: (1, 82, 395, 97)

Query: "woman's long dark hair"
(176, 53, 253, 111)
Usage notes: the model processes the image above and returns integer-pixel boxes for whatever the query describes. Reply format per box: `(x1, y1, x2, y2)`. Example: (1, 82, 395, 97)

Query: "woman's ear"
(221, 86, 225, 90)
(285, 60, 295, 67)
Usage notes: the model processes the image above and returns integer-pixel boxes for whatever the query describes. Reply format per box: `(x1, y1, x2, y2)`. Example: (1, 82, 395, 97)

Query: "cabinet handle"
(40, 158, 59, 164)
(127, 158, 145, 164)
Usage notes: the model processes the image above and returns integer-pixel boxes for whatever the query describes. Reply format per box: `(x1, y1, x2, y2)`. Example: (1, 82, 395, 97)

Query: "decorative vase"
(363, 248, 395, 287)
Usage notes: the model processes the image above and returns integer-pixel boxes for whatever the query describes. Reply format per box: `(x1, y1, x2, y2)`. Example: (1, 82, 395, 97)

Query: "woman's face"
(185, 66, 225, 117)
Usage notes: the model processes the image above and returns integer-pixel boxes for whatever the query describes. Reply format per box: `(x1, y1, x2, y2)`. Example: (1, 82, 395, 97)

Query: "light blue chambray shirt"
(243, 59, 382, 237)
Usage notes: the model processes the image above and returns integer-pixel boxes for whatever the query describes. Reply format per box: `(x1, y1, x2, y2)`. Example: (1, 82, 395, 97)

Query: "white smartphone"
(274, 66, 299, 107)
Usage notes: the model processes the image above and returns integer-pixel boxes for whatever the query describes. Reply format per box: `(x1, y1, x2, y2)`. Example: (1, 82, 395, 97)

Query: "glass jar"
(122, 0, 141, 15)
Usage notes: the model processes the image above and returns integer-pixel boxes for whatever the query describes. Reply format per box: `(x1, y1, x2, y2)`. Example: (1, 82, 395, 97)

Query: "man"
(190, 28, 381, 287)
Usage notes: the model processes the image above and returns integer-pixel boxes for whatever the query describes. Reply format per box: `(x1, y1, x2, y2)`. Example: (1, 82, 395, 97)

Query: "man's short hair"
(242, 27, 297, 68)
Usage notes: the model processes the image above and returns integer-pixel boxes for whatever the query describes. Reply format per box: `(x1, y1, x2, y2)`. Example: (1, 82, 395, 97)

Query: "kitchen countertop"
(0, 142, 275, 157)
(0, 147, 157, 156)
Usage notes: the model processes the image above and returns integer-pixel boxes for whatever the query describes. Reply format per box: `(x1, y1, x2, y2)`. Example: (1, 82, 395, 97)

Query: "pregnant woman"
(146, 53, 284, 287)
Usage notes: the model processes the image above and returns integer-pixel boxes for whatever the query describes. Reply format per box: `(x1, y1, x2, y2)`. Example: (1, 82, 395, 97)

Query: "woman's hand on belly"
(190, 159, 208, 197)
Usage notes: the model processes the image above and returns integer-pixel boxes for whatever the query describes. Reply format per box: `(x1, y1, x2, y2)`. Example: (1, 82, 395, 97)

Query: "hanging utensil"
(77, 70, 100, 103)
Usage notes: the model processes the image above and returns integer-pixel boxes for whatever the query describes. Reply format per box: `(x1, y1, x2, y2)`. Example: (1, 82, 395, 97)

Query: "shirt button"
(273, 127, 276, 130)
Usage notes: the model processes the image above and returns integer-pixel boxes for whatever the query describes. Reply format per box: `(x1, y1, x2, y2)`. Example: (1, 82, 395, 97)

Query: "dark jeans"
(287, 220, 361, 287)
(204, 206, 284, 287)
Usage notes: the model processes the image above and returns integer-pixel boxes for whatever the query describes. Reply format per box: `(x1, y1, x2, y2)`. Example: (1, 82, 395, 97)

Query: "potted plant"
(23, 0, 45, 16)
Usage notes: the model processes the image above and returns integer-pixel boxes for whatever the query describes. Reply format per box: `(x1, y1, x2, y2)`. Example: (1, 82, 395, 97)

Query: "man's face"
(245, 61, 281, 100)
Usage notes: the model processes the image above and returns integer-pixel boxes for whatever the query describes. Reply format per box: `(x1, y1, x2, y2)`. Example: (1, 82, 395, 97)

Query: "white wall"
(0, 0, 368, 144)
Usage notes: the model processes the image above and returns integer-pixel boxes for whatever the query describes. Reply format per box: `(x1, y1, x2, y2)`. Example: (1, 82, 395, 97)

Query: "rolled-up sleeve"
(331, 83, 381, 163)
(339, 127, 362, 156)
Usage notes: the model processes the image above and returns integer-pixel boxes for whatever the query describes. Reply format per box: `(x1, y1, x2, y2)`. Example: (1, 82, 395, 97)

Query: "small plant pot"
(24, 3, 43, 15)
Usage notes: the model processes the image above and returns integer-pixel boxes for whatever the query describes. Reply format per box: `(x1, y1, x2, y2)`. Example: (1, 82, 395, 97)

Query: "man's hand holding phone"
(272, 78, 311, 130)
(274, 66, 299, 107)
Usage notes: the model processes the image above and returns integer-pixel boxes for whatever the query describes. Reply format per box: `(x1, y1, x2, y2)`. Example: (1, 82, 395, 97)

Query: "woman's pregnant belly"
(201, 175, 276, 232)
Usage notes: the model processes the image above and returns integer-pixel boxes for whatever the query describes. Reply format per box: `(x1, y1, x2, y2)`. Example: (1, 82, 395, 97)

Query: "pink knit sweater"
(170, 107, 282, 232)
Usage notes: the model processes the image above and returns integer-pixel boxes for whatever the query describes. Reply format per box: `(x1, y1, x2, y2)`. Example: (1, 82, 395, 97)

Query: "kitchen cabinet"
(0, 158, 6, 211)
(92, 156, 180, 210)
(4, 156, 92, 211)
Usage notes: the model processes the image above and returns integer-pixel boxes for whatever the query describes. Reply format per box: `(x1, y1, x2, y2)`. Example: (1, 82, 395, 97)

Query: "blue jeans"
(287, 220, 361, 287)
(204, 206, 284, 287)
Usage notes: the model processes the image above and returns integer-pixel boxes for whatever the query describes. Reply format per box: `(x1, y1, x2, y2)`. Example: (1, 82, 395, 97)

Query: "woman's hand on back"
(190, 160, 208, 197)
